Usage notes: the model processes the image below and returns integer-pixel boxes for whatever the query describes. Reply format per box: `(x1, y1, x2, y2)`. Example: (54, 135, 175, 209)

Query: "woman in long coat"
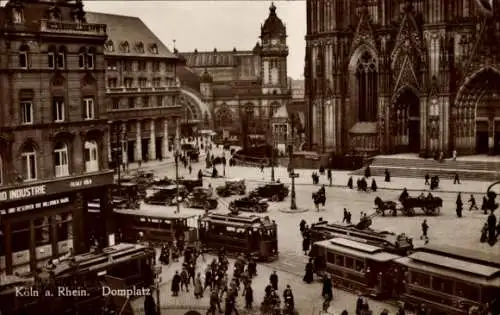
(194, 273, 203, 298)
(303, 258, 314, 283)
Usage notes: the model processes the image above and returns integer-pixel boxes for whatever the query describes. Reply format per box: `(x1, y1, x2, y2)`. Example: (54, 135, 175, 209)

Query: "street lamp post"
(110, 122, 122, 187)
(174, 150, 180, 214)
(289, 115, 297, 210)
(153, 264, 162, 315)
(271, 124, 275, 182)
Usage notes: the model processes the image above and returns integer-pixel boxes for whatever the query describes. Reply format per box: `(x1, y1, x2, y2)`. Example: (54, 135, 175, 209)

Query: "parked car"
(184, 187, 218, 210)
(144, 185, 188, 206)
(229, 196, 269, 213)
(110, 182, 141, 209)
(216, 179, 246, 197)
(178, 178, 203, 192)
(249, 182, 289, 202)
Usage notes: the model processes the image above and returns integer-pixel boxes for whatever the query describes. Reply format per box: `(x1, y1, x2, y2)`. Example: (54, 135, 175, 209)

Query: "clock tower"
(260, 2, 288, 95)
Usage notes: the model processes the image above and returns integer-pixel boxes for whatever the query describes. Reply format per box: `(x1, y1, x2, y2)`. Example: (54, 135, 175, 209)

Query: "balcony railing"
(106, 86, 179, 94)
(39, 19, 107, 36)
(107, 106, 182, 120)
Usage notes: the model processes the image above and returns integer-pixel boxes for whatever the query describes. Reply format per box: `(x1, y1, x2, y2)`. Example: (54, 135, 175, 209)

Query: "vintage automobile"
(110, 182, 141, 209)
(216, 178, 246, 197)
(178, 178, 203, 192)
(184, 187, 218, 210)
(229, 196, 269, 213)
(144, 185, 188, 205)
(152, 176, 175, 186)
(249, 182, 289, 202)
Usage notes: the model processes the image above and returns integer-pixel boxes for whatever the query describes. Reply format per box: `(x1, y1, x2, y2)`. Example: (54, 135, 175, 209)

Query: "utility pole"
(175, 118, 181, 214)
(289, 115, 297, 210)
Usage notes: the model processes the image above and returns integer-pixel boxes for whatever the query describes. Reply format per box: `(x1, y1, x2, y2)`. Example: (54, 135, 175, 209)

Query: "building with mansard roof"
(0, 0, 114, 276)
(178, 3, 296, 145)
(305, 0, 500, 158)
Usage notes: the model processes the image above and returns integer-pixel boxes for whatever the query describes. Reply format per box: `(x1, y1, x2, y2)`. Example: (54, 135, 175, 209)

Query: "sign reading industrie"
(0, 171, 113, 203)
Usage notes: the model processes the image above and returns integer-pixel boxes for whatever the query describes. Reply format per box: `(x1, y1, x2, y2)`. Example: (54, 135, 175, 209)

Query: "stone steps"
(352, 156, 500, 182)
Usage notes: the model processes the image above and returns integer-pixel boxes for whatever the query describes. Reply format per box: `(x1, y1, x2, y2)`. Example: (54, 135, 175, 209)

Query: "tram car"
(310, 237, 401, 298)
(308, 220, 413, 256)
(0, 243, 155, 315)
(199, 213, 278, 261)
(395, 245, 500, 315)
(309, 237, 500, 315)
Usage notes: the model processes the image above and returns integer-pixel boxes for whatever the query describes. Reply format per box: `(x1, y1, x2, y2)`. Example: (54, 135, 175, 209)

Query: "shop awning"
(349, 122, 378, 134)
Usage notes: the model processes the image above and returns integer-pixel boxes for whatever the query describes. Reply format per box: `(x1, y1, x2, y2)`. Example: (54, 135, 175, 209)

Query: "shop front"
(0, 171, 114, 276)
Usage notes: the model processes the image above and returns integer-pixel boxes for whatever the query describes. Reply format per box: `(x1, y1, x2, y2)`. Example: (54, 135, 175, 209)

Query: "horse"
(374, 196, 398, 216)
(312, 192, 326, 211)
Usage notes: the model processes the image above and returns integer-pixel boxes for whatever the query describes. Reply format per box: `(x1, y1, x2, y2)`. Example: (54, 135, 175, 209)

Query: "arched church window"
(355, 52, 378, 122)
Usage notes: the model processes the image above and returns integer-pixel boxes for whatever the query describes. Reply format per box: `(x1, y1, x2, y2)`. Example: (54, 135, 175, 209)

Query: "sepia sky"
(82, 1, 306, 79)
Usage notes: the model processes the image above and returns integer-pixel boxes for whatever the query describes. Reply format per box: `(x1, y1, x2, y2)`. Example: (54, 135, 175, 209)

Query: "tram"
(311, 237, 401, 297)
(0, 243, 155, 315)
(199, 213, 278, 261)
(395, 244, 500, 315)
(114, 208, 200, 246)
(308, 221, 413, 255)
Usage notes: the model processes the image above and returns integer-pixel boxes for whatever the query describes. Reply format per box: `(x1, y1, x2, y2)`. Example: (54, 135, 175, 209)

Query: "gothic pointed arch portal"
(453, 67, 500, 155)
(391, 87, 420, 153)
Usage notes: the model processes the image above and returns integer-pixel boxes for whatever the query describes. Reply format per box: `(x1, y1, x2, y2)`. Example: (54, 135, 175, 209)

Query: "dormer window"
(106, 40, 114, 52)
(121, 41, 130, 53)
(149, 44, 158, 54)
(135, 42, 144, 53)
(13, 7, 24, 24)
(49, 7, 61, 21)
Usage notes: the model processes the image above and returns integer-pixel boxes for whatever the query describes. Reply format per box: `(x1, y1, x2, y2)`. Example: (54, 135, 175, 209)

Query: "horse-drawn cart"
(374, 195, 442, 216)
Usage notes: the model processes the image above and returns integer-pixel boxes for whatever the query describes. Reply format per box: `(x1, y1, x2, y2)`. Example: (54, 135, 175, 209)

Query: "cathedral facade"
(305, 0, 500, 157)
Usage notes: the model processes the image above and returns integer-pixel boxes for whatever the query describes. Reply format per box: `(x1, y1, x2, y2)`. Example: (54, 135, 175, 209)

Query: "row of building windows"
(107, 77, 176, 89)
(19, 97, 95, 125)
(107, 60, 174, 73)
(0, 212, 73, 255)
(111, 95, 175, 109)
(0, 141, 99, 185)
(18, 46, 95, 70)
(106, 40, 159, 54)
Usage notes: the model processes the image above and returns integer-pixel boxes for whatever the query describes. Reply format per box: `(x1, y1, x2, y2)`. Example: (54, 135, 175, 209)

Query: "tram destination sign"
(0, 171, 113, 203)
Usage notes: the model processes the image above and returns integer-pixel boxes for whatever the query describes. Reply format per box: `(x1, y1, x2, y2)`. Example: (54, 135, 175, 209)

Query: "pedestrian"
(283, 284, 294, 310)
(356, 295, 364, 315)
(144, 289, 156, 315)
(188, 164, 192, 174)
(194, 273, 203, 298)
(346, 211, 352, 224)
(371, 178, 377, 192)
(482, 195, 489, 214)
(454, 172, 461, 184)
(456, 193, 463, 218)
(347, 176, 353, 189)
(224, 294, 237, 315)
(322, 275, 333, 301)
(342, 208, 349, 223)
(327, 169, 332, 186)
(481, 223, 488, 243)
(180, 268, 189, 292)
(205, 268, 212, 291)
(299, 219, 306, 234)
(384, 169, 391, 182)
(270, 270, 278, 291)
(244, 283, 253, 309)
(302, 235, 310, 255)
(424, 174, 430, 185)
(208, 289, 222, 314)
(469, 194, 478, 211)
(487, 210, 497, 246)
(303, 258, 314, 283)
(421, 219, 429, 243)
(171, 271, 181, 296)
